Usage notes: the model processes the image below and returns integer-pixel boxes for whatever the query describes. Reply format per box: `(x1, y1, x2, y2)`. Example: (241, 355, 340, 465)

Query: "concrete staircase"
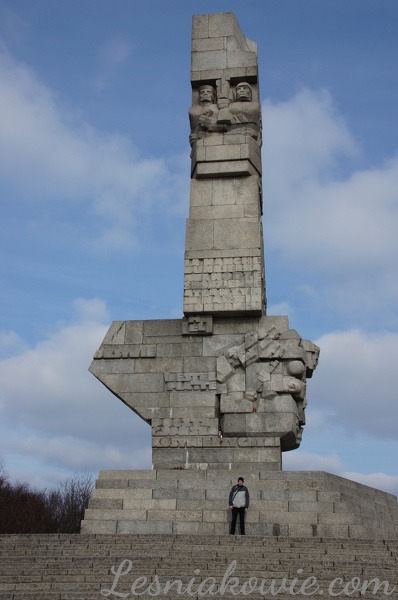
(81, 469, 398, 538)
(1, 533, 398, 599)
(2, 470, 397, 598)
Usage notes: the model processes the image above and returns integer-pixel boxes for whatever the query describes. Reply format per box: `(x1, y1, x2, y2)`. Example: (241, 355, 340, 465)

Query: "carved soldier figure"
(189, 84, 224, 146)
(228, 81, 261, 143)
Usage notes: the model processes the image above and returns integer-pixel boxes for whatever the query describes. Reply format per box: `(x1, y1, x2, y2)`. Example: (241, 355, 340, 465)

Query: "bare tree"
(0, 464, 94, 534)
(0, 465, 56, 533)
(50, 471, 94, 533)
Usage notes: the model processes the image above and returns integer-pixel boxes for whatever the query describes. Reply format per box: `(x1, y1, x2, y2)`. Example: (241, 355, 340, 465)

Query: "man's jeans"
(230, 506, 246, 535)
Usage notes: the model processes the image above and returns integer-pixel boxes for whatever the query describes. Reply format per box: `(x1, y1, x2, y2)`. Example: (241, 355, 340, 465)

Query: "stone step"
(1, 533, 398, 599)
(81, 469, 398, 539)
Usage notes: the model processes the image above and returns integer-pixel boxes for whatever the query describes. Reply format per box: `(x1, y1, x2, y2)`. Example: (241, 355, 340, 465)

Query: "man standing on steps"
(229, 477, 250, 535)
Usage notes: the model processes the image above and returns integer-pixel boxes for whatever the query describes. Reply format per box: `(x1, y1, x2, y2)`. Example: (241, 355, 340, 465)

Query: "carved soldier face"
(236, 82, 252, 102)
(198, 85, 215, 104)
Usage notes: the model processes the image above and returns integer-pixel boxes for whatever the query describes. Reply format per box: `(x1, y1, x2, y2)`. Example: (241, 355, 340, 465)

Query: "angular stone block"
(202, 510, 228, 523)
(185, 219, 214, 252)
(182, 356, 216, 372)
(117, 521, 173, 534)
(317, 523, 350, 538)
(88, 498, 123, 509)
(170, 391, 216, 408)
(101, 373, 164, 394)
(213, 220, 261, 251)
(91, 358, 136, 375)
(125, 321, 144, 344)
(102, 321, 127, 345)
(123, 498, 176, 510)
(143, 319, 182, 337)
(122, 392, 169, 409)
(99, 469, 155, 479)
(190, 205, 244, 220)
(173, 521, 215, 534)
(208, 12, 236, 38)
(287, 523, 316, 537)
(84, 508, 147, 521)
(176, 499, 225, 511)
(196, 159, 253, 178)
(192, 13, 209, 39)
(191, 49, 227, 72)
(80, 519, 117, 534)
(203, 334, 244, 356)
(192, 37, 224, 52)
(152, 448, 189, 467)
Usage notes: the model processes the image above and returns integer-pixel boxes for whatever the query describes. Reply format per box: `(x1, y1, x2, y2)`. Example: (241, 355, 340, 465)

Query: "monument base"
(153, 436, 282, 471)
(89, 314, 320, 467)
(81, 469, 398, 538)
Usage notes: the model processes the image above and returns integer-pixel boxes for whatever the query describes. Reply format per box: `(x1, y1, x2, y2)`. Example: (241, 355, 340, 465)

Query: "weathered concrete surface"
(89, 315, 319, 468)
(81, 469, 398, 539)
(1, 533, 398, 597)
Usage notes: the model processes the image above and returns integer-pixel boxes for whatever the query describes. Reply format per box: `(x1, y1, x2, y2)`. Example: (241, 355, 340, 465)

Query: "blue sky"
(1, 0, 398, 496)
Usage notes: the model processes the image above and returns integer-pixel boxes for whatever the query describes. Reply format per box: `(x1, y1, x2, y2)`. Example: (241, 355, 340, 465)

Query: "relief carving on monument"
(189, 81, 261, 147)
(189, 85, 224, 145)
(214, 320, 319, 450)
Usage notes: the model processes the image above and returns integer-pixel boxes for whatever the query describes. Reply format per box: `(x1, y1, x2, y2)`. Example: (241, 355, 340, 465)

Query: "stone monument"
(89, 12, 319, 472)
(82, 13, 398, 537)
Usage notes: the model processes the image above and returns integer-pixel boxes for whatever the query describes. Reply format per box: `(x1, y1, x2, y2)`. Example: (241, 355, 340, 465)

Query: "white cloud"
(73, 297, 110, 323)
(0, 298, 151, 487)
(283, 450, 344, 473)
(0, 47, 187, 251)
(311, 329, 398, 439)
(0, 330, 27, 358)
(264, 88, 358, 189)
(263, 89, 398, 321)
(267, 300, 291, 316)
(93, 36, 134, 91)
(344, 471, 398, 497)
(99, 37, 133, 69)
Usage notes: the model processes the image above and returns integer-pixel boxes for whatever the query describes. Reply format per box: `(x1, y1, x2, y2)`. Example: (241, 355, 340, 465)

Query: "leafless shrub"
(50, 471, 94, 533)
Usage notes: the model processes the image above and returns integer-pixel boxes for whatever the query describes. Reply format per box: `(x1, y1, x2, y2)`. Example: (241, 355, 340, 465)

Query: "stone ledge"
(81, 469, 398, 539)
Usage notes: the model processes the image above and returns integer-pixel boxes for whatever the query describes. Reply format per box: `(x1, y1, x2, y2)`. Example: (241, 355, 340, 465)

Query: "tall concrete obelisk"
(89, 12, 319, 472)
(184, 13, 264, 316)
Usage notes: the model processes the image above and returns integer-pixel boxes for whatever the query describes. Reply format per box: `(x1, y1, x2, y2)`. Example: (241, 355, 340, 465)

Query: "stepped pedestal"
(81, 469, 398, 539)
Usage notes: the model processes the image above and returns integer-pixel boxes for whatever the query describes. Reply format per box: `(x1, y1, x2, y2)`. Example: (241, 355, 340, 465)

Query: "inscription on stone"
(184, 257, 263, 314)
(164, 372, 217, 391)
(152, 436, 276, 448)
(94, 345, 156, 359)
(153, 418, 217, 436)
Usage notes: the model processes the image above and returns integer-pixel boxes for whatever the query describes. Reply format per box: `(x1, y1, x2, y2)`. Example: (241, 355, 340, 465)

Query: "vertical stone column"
(184, 13, 266, 317)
